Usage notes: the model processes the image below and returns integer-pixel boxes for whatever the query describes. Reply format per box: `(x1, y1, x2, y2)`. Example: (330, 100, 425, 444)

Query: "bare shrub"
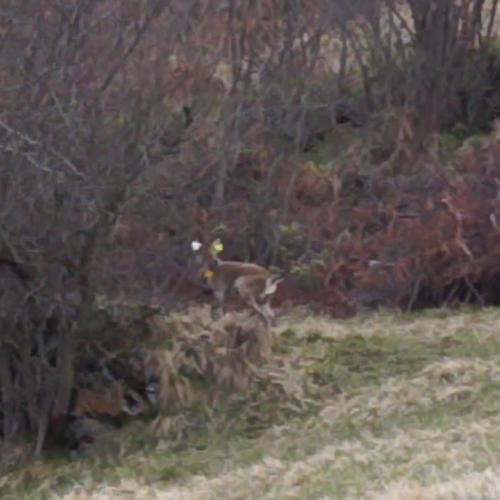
(0, 0, 207, 457)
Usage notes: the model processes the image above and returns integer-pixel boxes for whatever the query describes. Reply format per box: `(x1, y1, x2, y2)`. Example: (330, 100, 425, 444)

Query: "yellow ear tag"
(204, 269, 214, 280)
(211, 239, 224, 254)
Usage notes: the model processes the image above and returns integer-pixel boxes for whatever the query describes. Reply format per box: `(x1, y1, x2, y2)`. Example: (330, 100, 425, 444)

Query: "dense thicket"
(1, 0, 500, 461)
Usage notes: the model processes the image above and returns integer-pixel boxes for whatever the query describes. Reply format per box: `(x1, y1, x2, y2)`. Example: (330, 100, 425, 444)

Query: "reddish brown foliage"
(293, 161, 334, 207)
(286, 132, 500, 313)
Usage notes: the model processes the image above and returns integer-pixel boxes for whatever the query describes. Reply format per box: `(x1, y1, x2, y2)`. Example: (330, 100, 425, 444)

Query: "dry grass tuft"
(372, 468, 500, 500)
(144, 305, 311, 430)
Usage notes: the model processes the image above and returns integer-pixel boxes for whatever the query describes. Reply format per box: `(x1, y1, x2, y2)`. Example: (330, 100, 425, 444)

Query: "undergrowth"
(3, 306, 500, 499)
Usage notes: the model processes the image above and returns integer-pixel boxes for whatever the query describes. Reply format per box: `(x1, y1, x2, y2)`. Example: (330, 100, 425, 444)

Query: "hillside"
(5, 0, 500, 466)
(4, 307, 500, 499)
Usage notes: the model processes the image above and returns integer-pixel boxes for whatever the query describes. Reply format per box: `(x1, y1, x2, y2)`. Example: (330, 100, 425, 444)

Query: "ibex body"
(192, 240, 281, 326)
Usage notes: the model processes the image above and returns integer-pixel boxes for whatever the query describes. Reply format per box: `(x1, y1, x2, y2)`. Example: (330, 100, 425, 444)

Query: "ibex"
(191, 239, 282, 326)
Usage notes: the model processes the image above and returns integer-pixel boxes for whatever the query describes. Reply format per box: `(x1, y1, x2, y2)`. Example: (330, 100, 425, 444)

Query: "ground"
(3, 307, 500, 499)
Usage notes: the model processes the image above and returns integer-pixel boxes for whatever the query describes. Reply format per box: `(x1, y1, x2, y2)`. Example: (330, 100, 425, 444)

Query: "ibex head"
(192, 236, 223, 262)
(191, 238, 224, 292)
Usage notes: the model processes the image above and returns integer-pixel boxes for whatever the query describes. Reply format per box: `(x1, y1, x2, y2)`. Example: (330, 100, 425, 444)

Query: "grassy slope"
(4, 307, 500, 499)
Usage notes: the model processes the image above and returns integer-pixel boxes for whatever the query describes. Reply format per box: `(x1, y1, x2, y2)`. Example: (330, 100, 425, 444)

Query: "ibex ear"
(211, 238, 224, 254)
(191, 240, 203, 252)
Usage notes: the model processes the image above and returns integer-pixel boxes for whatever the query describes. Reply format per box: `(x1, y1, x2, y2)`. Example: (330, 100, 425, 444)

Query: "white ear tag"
(191, 240, 203, 252)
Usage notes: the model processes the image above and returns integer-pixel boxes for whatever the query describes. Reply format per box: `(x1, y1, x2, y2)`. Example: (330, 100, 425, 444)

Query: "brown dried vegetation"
(3, 0, 500, 463)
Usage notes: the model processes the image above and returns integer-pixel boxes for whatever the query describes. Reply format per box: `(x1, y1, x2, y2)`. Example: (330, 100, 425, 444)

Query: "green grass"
(3, 307, 500, 499)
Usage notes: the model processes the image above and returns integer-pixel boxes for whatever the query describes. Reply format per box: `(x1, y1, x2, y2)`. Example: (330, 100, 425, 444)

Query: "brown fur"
(197, 253, 280, 326)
